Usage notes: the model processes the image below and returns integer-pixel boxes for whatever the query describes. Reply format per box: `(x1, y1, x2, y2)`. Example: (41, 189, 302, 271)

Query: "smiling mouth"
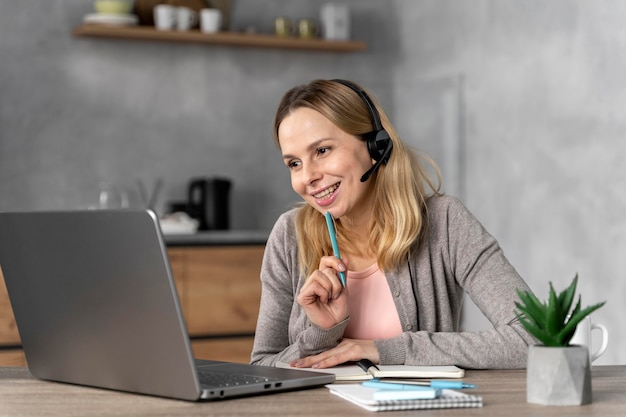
(313, 183, 339, 199)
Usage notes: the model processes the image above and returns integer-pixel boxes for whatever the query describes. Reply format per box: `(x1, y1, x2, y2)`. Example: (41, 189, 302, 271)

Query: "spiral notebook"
(327, 384, 483, 412)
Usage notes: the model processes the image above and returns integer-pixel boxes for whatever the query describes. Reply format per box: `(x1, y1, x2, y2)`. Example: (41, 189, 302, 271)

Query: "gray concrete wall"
(1, 1, 623, 364)
(397, 1, 624, 365)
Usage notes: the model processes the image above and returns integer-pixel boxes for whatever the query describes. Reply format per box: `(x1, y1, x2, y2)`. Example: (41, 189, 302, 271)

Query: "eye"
(286, 159, 301, 169)
(315, 146, 330, 156)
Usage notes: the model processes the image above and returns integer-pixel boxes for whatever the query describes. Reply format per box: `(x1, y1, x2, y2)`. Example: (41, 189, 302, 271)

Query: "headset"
(331, 79, 393, 182)
(332, 80, 419, 326)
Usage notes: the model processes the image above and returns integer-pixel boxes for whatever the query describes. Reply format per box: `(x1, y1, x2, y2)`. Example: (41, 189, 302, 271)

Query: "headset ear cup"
(360, 135, 393, 182)
(367, 129, 392, 162)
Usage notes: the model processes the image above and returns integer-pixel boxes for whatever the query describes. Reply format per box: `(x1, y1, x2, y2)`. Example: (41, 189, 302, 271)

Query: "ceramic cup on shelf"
(274, 16, 292, 37)
(154, 4, 176, 30)
(570, 315, 609, 362)
(297, 18, 318, 38)
(176, 7, 198, 31)
(200, 8, 222, 34)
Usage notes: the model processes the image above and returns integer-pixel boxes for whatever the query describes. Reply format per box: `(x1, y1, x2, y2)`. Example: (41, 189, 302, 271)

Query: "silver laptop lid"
(0, 210, 202, 400)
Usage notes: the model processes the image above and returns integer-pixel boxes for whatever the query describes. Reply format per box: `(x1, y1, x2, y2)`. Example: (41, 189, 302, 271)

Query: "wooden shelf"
(72, 24, 367, 52)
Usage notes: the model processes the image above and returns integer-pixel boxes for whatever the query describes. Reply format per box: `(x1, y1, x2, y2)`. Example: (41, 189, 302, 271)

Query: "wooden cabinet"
(0, 267, 24, 366)
(169, 246, 263, 336)
(0, 268, 19, 346)
(0, 245, 264, 366)
(168, 245, 264, 363)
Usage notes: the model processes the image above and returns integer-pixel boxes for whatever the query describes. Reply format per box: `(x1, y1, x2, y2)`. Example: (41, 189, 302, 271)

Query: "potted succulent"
(515, 274, 606, 406)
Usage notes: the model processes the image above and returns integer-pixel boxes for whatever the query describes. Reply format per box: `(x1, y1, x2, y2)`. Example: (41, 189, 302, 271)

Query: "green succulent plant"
(515, 274, 606, 347)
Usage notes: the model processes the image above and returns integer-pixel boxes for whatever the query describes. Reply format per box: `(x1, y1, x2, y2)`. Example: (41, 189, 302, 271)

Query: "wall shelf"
(72, 24, 367, 53)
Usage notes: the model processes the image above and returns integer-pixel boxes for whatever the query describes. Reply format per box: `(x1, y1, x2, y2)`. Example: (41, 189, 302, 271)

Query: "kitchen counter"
(163, 230, 269, 247)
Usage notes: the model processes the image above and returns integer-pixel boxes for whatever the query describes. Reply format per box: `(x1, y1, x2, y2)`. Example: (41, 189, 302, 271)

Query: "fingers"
(297, 271, 338, 306)
(291, 339, 379, 369)
(296, 255, 349, 329)
(318, 254, 347, 291)
(299, 255, 346, 303)
(293, 351, 349, 369)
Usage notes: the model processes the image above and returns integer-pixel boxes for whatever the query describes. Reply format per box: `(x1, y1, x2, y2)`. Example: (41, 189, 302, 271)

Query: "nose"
(301, 161, 322, 185)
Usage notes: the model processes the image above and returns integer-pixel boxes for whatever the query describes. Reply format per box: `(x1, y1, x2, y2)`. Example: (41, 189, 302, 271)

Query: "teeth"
(313, 184, 339, 199)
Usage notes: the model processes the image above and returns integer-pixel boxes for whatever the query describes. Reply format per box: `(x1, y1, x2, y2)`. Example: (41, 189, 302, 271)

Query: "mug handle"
(590, 323, 609, 362)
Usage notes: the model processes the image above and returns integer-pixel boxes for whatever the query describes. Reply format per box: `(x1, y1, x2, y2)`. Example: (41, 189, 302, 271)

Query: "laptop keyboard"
(197, 369, 277, 388)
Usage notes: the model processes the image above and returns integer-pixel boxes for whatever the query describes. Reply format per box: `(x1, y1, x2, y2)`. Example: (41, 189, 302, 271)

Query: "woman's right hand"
(296, 255, 348, 329)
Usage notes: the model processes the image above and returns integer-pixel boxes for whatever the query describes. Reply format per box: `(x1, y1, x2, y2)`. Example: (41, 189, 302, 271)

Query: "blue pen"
(324, 211, 346, 287)
(367, 378, 477, 390)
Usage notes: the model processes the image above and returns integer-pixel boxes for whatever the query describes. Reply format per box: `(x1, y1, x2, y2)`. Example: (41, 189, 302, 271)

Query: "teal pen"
(324, 211, 346, 287)
(363, 380, 436, 391)
(366, 379, 477, 390)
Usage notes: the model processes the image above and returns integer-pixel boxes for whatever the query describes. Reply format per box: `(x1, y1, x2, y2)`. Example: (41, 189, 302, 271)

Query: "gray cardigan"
(251, 195, 536, 369)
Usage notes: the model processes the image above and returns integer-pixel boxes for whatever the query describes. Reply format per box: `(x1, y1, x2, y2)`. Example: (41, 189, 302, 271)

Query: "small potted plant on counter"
(515, 274, 606, 406)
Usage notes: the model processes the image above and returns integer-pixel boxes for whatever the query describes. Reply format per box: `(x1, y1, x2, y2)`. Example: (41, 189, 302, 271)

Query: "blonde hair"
(273, 79, 441, 277)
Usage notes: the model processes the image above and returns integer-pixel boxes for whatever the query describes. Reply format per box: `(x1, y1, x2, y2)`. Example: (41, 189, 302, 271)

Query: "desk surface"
(1, 366, 625, 416)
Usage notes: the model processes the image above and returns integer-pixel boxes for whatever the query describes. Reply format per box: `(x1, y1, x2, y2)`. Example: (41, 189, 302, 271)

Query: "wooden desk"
(0, 366, 624, 416)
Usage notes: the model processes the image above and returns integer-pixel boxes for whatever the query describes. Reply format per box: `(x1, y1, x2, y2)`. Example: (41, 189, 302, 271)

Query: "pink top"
(343, 264, 403, 340)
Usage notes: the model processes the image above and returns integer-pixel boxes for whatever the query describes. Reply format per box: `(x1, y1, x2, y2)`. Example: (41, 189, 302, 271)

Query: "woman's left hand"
(290, 338, 380, 369)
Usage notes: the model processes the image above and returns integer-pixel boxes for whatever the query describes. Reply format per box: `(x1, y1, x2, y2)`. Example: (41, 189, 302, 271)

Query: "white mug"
(176, 7, 198, 31)
(320, 3, 350, 41)
(570, 316, 608, 362)
(154, 4, 177, 31)
(200, 8, 222, 33)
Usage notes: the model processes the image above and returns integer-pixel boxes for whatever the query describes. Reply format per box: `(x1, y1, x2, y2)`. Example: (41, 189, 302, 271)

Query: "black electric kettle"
(187, 177, 231, 230)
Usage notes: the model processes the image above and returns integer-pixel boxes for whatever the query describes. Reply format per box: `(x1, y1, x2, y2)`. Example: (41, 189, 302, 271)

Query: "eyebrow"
(281, 138, 329, 161)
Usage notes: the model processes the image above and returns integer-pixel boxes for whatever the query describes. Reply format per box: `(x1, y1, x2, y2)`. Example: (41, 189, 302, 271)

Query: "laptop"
(0, 209, 335, 401)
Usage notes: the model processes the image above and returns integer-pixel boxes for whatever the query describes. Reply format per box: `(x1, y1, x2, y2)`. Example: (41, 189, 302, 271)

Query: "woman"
(250, 79, 535, 369)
